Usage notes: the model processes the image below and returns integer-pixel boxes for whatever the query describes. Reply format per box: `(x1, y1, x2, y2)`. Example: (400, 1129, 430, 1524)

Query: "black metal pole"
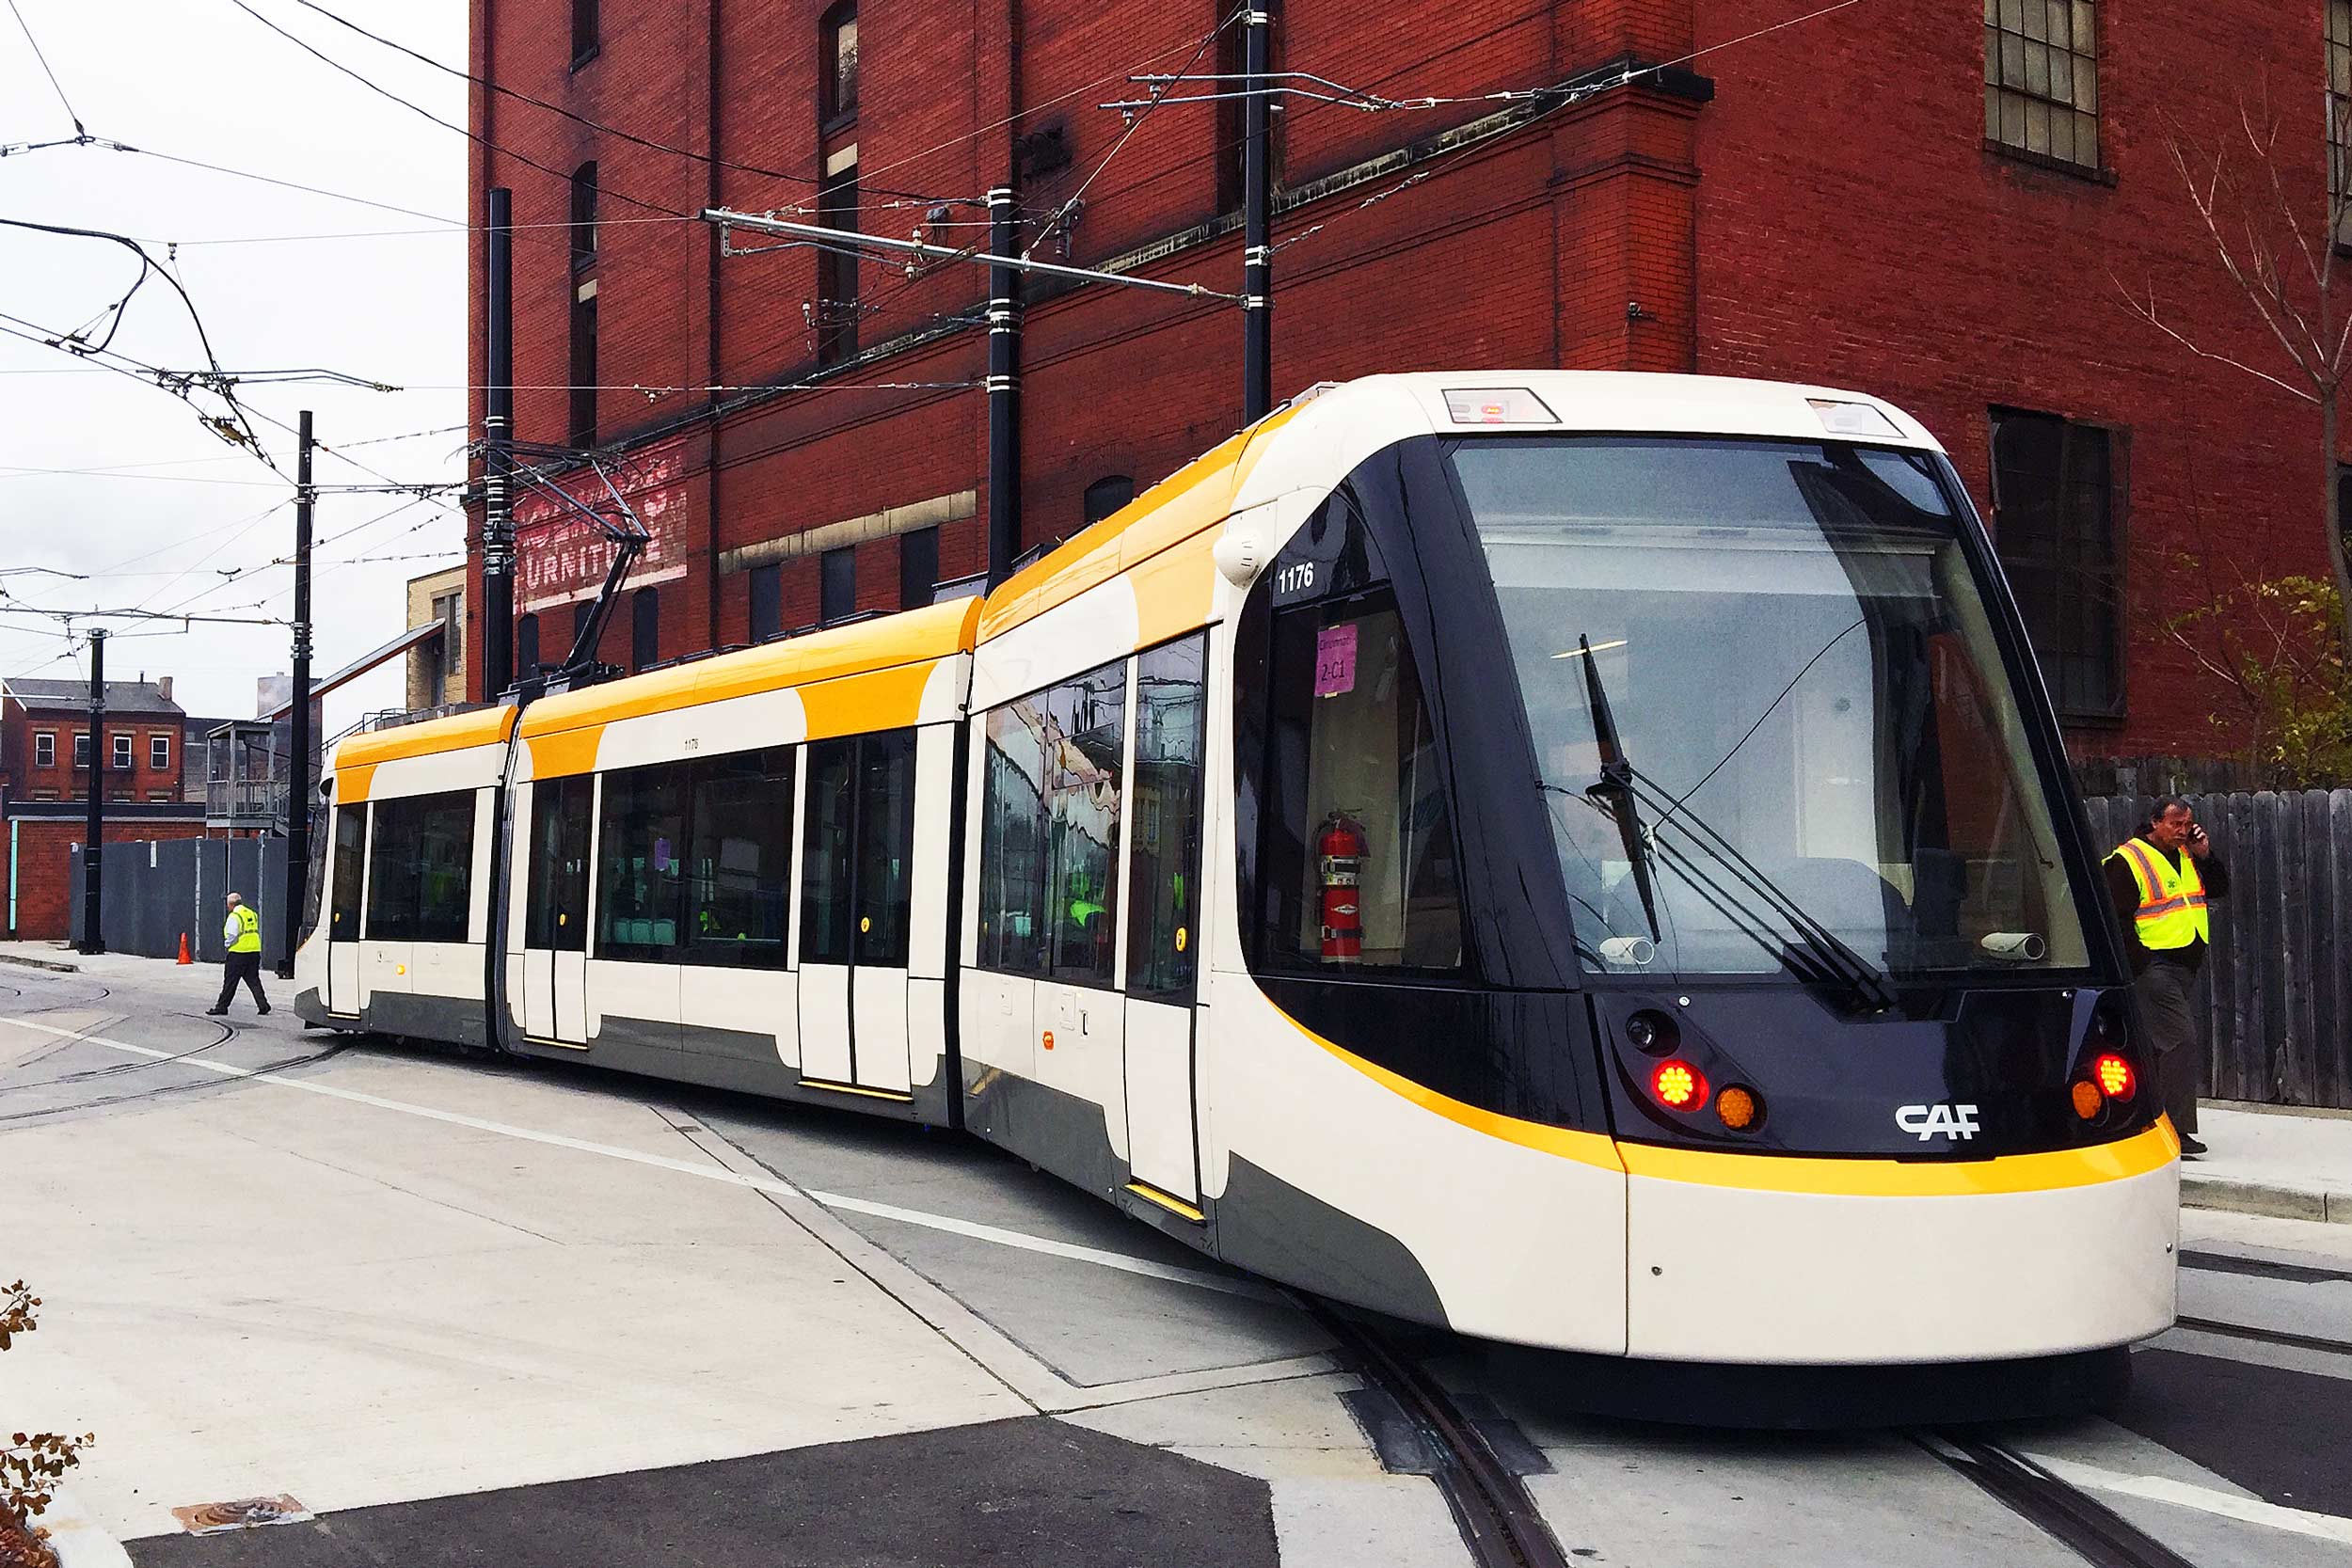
(278, 410, 314, 978)
(481, 186, 516, 698)
(78, 627, 105, 956)
(985, 184, 1022, 590)
(1241, 5, 1273, 421)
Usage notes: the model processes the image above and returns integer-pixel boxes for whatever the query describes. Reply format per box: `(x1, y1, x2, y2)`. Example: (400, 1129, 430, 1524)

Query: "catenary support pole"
(1241, 5, 1273, 422)
(986, 186, 1022, 590)
(278, 410, 314, 978)
(78, 627, 105, 956)
(480, 186, 516, 700)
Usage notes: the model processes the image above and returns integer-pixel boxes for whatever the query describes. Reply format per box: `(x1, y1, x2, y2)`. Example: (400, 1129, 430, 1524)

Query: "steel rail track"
(1297, 1296, 1571, 1568)
(2172, 1315, 2352, 1359)
(1916, 1432, 2199, 1568)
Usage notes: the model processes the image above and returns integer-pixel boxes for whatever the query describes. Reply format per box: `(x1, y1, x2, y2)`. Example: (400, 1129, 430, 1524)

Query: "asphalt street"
(3, 955, 2348, 1567)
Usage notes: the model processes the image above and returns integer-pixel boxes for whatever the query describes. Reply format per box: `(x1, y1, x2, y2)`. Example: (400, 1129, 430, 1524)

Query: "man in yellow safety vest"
(2104, 797, 2227, 1158)
(206, 891, 272, 1018)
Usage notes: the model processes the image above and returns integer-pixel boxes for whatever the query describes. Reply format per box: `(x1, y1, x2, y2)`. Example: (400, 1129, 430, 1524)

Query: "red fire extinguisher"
(1319, 812, 1369, 963)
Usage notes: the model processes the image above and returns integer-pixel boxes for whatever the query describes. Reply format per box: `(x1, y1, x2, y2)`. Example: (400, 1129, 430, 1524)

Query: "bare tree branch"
(2111, 275, 2321, 403)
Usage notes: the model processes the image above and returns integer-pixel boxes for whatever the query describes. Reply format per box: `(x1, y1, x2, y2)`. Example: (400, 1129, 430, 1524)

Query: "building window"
(516, 611, 541, 678)
(631, 586, 660, 672)
(147, 789, 172, 802)
(33, 732, 53, 768)
(112, 733, 132, 770)
(571, 0, 597, 66)
(1985, 0, 2099, 170)
(820, 2, 858, 125)
(898, 527, 938, 610)
(1083, 475, 1135, 528)
(821, 546, 856, 624)
(569, 162, 598, 273)
(571, 597, 596, 663)
(72, 733, 89, 768)
(1991, 408, 2122, 719)
(151, 734, 169, 771)
(569, 288, 598, 448)
(816, 150, 860, 366)
(31, 790, 56, 802)
(749, 562, 782, 641)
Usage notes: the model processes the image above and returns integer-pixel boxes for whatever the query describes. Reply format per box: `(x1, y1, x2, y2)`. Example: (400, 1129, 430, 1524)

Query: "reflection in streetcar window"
(1259, 592, 1463, 973)
(978, 657, 1127, 986)
(1451, 436, 2093, 976)
(1126, 634, 1207, 999)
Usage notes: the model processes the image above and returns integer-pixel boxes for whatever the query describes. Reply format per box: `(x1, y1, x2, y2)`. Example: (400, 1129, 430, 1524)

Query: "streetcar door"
(325, 802, 365, 1015)
(1121, 635, 1207, 1206)
(523, 775, 592, 1045)
(798, 731, 918, 1094)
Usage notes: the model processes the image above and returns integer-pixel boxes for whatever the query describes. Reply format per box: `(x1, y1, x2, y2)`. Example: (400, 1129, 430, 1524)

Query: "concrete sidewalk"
(7, 942, 2347, 1225)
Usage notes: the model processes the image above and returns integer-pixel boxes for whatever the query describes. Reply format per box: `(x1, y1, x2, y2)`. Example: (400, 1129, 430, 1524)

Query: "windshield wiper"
(1625, 768, 1897, 1012)
(1573, 634, 1661, 942)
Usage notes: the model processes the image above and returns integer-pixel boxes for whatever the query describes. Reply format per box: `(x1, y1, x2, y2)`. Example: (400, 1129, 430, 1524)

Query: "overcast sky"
(0, 0, 467, 728)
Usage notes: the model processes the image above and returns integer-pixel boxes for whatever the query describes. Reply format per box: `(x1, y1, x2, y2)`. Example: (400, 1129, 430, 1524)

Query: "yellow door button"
(860, 915, 871, 932)
(1175, 927, 1187, 953)
(558, 911, 567, 926)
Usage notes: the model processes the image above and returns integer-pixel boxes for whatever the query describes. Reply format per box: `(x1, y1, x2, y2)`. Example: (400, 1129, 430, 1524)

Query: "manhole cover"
(170, 1495, 312, 1534)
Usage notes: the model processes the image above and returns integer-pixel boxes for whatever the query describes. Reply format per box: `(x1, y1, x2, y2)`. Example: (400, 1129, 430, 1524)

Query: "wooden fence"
(2082, 790, 2352, 1110)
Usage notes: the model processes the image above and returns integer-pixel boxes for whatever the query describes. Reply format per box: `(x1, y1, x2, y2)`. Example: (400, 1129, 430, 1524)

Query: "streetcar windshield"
(1450, 436, 2092, 979)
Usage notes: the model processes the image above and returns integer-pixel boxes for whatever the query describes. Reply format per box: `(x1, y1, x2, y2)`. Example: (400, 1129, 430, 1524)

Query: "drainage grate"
(171, 1495, 312, 1535)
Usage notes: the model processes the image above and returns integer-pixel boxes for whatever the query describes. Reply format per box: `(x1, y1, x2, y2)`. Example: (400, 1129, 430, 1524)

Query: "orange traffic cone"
(177, 932, 193, 965)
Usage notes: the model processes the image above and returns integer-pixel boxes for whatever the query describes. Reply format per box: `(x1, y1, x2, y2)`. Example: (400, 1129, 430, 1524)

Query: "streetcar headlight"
(1624, 1009, 1677, 1055)
(1651, 1059, 1708, 1111)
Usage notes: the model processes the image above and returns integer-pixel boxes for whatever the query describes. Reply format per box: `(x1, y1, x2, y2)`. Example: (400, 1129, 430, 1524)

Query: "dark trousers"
(2132, 959, 2201, 1136)
(215, 950, 269, 1012)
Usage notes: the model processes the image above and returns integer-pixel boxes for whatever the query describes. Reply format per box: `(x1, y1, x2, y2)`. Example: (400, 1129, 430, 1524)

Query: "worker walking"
(207, 891, 272, 1018)
(2105, 797, 2224, 1159)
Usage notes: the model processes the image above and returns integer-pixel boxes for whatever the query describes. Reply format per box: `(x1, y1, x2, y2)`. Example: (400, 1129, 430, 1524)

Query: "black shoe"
(204, 1006, 228, 1017)
(258, 1005, 272, 1015)
(2179, 1134, 2208, 1157)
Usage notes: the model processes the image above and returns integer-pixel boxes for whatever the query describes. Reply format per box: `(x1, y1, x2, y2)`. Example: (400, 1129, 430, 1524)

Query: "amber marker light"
(1652, 1059, 1708, 1112)
(2071, 1080, 2104, 1119)
(1717, 1085, 1760, 1131)
(2092, 1053, 2135, 1101)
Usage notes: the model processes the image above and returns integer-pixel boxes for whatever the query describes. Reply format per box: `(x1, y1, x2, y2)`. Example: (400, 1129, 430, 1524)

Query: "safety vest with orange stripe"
(2106, 836, 2208, 950)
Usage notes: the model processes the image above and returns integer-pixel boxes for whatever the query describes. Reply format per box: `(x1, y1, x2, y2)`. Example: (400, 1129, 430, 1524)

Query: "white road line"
(2021, 1451, 2352, 1546)
(0, 1014, 1279, 1303)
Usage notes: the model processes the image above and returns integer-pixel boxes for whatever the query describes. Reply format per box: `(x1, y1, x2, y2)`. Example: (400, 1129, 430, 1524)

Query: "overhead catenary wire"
(266, 0, 980, 211)
(7, 0, 85, 134)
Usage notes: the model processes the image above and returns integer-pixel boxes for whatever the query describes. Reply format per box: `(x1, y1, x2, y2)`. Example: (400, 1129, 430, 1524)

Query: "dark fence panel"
(2084, 790, 2352, 1110)
(70, 837, 292, 969)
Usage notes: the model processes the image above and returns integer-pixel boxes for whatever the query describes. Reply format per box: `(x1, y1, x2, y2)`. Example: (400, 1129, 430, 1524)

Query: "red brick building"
(0, 677, 188, 803)
(465, 0, 2352, 760)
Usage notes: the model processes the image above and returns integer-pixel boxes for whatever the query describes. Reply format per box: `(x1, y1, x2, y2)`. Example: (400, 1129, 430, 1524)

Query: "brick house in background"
(0, 676, 206, 941)
(405, 563, 469, 709)
(0, 676, 187, 803)
(463, 0, 2352, 763)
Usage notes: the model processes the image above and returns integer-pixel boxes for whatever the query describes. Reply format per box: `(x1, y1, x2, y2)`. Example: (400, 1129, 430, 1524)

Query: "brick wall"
(5, 818, 209, 941)
(2, 709, 187, 803)
(467, 0, 2351, 759)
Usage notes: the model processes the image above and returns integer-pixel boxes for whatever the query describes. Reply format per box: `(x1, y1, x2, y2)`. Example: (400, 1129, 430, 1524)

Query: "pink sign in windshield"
(1314, 623, 1359, 697)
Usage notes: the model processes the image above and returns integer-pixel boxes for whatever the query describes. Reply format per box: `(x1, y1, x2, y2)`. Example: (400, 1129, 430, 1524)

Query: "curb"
(2182, 1175, 2351, 1225)
(39, 1486, 134, 1568)
(0, 951, 78, 974)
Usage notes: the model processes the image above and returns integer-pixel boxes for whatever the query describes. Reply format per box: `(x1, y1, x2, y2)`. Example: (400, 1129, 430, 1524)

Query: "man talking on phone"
(2105, 797, 2227, 1157)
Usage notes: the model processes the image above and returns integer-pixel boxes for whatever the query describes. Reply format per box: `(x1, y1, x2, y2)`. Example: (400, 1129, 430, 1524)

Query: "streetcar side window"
(1126, 633, 1207, 1000)
(801, 739, 857, 965)
(365, 789, 477, 944)
(977, 656, 1128, 987)
(596, 762, 689, 961)
(1257, 590, 1463, 972)
(854, 730, 917, 968)
(326, 802, 364, 941)
(684, 746, 793, 967)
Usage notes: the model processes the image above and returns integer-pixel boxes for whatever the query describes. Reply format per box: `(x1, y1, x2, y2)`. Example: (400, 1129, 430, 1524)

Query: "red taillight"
(2092, 1053, 2135, 1101)
(1652, 1059, 1708, 1111)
